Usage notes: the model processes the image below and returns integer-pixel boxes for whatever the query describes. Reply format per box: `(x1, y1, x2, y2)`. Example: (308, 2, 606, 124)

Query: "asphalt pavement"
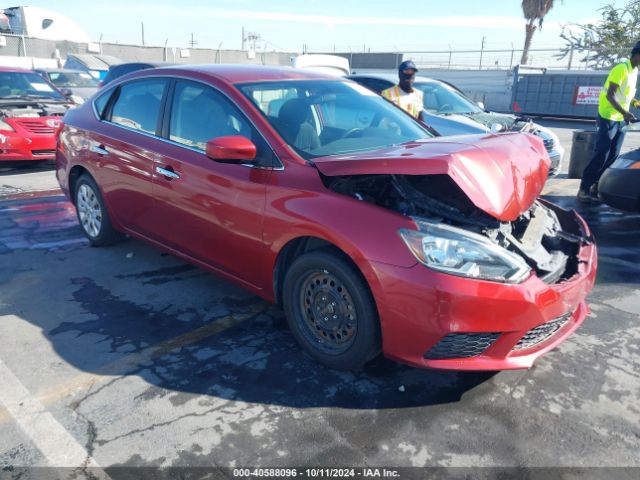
(0, 122, 639, 477)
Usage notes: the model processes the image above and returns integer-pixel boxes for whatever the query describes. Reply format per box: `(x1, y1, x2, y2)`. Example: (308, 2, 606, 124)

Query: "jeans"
(580, 115, 626, 192)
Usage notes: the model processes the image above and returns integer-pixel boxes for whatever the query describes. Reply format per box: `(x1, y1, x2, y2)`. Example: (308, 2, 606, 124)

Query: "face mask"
(399, 72, 415, 82)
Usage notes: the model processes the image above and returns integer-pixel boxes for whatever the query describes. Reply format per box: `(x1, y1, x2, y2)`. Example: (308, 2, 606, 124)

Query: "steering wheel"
(342, 127, 366, 139)
(437, 103, 452, 113)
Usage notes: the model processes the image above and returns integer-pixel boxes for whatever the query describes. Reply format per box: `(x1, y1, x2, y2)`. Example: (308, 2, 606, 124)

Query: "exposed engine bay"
(324, 173, 589, 284)
(0, 102, 69, 119)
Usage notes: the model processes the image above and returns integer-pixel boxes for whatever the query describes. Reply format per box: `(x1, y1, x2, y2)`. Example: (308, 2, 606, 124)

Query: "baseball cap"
(398, 60, 418, 73)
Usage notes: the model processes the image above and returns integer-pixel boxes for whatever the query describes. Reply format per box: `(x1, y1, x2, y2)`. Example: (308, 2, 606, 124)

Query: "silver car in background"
(349, 73, 564, 175)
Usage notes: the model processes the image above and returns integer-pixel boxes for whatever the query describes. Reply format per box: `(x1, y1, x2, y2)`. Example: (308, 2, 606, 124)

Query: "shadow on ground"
(1, 193, 494, 411)
(4, 191, 638, 411)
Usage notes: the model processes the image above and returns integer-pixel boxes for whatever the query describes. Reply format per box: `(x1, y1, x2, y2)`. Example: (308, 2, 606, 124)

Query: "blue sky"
(23, 0, 633, 51)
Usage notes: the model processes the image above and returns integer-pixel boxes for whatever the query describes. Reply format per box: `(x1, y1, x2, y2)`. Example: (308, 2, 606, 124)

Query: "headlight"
(0, 119, 15, 132)
(610, 156, 640, 169)
(399, 220, 531, 283)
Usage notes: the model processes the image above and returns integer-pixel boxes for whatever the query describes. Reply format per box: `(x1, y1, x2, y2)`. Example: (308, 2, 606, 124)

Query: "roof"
(110, 62, 174, 70)
(153, 64, 340, 83)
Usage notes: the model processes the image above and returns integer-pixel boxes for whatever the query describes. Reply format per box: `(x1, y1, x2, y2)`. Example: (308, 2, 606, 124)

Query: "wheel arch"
(68, 165, 91, 204)
(272, 235, 382, 312)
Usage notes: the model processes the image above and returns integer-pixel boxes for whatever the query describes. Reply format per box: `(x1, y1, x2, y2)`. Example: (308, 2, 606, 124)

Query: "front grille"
(14, 119, 55, 135)
(542, 137, 555, 152)
(32, 149, 55, 156)
(424, 332, 500, 360)
(514, 312, 572, 351)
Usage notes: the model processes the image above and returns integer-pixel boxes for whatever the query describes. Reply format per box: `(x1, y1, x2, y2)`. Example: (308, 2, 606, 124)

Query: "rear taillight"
(54, 121, 65, 140)
(55, 121, 65, 154)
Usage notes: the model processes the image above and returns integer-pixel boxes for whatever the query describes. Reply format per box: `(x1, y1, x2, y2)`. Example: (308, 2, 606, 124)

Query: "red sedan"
(56, 65, 597, 371)
(0, 67, 71, 163)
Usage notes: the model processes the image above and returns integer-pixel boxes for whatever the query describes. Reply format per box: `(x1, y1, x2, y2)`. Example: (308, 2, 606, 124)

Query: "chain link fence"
(309, 46, 635, 71)
(1, 32, 635, 72)
(0, 33, 295, 68)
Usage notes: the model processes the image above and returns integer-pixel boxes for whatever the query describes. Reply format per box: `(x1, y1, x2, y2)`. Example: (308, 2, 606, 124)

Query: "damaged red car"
(0, 67, 71, 163)
(56, 66, 597, 371)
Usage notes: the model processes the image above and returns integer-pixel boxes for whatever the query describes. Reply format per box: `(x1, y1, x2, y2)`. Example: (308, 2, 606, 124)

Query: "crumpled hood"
(314, 133, 550, 222)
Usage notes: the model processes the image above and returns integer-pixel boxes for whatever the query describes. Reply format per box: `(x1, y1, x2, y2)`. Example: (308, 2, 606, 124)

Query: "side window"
(169, 81, 275, 167)
(422, 88, 438, 111)
(94, 88, 114, 118)
(110, 79, 166, 134)
(249, 88, 297, 118)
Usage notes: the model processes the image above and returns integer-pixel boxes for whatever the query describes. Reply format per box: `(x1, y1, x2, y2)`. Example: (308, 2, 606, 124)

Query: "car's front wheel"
(282, 250, 381, 370)
(75, 174, 122, 246)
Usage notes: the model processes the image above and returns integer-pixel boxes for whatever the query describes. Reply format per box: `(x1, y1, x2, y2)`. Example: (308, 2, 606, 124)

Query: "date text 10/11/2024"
(232, 468, 401, 478)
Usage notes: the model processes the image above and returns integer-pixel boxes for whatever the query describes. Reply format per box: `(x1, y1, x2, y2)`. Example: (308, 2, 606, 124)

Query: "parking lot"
(1, 120, 639, 475)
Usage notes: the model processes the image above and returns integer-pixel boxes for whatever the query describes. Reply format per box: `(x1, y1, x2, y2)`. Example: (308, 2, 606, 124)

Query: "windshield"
(46, 71, 99, 88)
(414, 81, 482, 115)
(0, 71, 66, 100)
(238, 80, 432, 160)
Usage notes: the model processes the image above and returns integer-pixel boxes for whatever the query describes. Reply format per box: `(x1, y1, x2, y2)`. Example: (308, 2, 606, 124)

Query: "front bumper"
(547, 149, 562, 176)
(599, 167, 640, 211)
(369, 205, 596, 371)
(0, 133, 56, 161)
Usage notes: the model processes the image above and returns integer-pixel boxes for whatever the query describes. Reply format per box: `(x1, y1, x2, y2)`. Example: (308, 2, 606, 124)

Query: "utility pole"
(141, 22, 145, 46)
(189, 33, 198, 48)
(479, 36, 486, 70)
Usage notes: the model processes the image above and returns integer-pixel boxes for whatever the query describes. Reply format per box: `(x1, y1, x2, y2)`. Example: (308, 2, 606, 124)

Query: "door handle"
(156, 166, 180, 180)
(90, 145, 109, 156)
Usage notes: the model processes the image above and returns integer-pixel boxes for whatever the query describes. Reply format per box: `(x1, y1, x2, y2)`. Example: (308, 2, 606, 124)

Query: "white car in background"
(292, 54, 350, 77)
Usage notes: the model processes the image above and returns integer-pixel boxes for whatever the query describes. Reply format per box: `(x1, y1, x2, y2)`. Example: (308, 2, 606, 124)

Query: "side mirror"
(59, 87, 73, 98)
(206, 136, 256, 162)
(477, 101, 485, 110)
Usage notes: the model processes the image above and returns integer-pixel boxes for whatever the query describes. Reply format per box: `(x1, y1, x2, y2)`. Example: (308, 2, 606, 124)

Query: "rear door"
(151, 79, 275, 286)
(85, 78, 168, 236)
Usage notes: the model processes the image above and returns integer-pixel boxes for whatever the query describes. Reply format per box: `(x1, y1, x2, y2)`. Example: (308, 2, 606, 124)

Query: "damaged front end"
(324, 173, 590, 285)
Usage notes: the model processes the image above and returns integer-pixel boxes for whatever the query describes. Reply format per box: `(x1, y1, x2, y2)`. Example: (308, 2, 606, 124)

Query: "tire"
(282, 250, 381, 370)
(74, 174, 122, 246)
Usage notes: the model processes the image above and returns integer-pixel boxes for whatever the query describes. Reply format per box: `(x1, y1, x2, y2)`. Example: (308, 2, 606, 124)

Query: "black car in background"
(599, 149, 640, 211)
(99, 62, 174, 87)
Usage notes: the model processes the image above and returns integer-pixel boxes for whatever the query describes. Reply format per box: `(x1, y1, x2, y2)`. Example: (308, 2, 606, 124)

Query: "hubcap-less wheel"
(77, 184, 102, 239)
(299, 270, 357, 355)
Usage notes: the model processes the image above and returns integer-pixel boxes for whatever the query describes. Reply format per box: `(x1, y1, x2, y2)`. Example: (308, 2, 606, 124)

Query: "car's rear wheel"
(75, 174, 122, 246)
(282, 250, 380, 370)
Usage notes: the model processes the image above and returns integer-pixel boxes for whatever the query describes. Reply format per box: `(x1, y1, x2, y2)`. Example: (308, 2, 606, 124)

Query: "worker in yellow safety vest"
(381, 60, 423, 119)
(578, 41, 640, 203)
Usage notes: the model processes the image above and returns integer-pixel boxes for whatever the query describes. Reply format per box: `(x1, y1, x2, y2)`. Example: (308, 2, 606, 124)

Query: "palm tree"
(520, 0, 556, 64)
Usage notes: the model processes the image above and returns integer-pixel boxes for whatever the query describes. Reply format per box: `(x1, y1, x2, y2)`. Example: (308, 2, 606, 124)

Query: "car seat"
(174, 91, 235, 146)
(278, 98, 320, 151)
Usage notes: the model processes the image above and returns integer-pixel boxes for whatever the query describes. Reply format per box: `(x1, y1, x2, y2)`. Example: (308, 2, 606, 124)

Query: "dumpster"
(568, 130, 597, 178)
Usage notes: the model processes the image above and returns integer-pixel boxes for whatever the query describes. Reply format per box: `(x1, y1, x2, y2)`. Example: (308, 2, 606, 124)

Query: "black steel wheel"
(74, 174, 122, 246)
(282, 250, 380, 370)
